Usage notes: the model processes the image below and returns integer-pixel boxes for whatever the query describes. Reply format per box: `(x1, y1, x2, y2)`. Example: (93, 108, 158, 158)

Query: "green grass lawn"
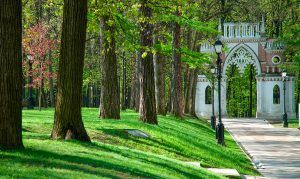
(0, 108, 259, 178)
(271, 119, 299, 129)
(288, 119, 299, 128)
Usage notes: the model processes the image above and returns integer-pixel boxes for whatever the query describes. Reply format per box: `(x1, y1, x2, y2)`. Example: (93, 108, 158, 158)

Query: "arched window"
(273, 85, 280, 104)
(205, 86, 212, 104)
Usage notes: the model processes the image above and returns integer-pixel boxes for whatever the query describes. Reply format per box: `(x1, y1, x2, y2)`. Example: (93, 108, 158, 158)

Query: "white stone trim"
(223, 43, 262, 76)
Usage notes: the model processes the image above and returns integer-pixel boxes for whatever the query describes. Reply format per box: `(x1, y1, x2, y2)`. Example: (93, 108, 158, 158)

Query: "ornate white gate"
(195, 21, 296, 119)
(223, 44, 261, 76)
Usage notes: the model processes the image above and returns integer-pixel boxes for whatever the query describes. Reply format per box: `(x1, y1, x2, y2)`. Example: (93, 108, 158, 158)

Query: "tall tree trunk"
(130, 52, 140, 112)
(51, 0, 90, 142)
(130, 57, 137, 109)
(171, 8, 184, 118)
(38, 86, 42, 111)
(46, 3, 55, 108)
(89, 85, 93, 108)
(185, 69, 194, 114)
(122, 55, 127, 110)
(99, 15, 120, 119)
(185, 31, 198, 114)
(48, 51, 55, 107)
(183, 66, 190, 110)
(139, 0, 157, 124)
(27, 59, 34, 109)
(249, 65, 253, 117)
(153, 35, 166, 116)
(191, 69, 199, 117)
(38, 61, 44, 111)
(166, 65, 174, 113)
(135, 52, 142, 112)
(0, 0, 24, 149)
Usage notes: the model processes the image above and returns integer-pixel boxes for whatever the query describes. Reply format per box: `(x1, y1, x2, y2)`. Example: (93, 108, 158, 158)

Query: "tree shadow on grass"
(98, 128, 194, 161)
(98, 128, 233, 167)
(97, 127, 254, 173)
(1, 147, 162, 178)
(22, 134, 50, 140)
(77, 141, 215, 178)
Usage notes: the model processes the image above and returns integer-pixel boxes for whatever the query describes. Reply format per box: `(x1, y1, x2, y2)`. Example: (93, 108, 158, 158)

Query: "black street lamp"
(214, 39, 225, 145)
(282, 71, 288, 127)
(210, 67, 216, 130)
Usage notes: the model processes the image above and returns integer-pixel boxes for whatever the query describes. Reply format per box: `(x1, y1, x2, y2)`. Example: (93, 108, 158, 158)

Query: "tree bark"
(191, 69, 199, 117)
(185, 69, 194, 114)
(99, 15, 120, 119)
(139, 0, 157, 124)
(0, 0, 24, 149)
(121, 55, 127, 110)
(27, 58, 34, 109)
(153, 35, 166, 116)
(249, 65, 253, 117)
(48, 51, 55, 107)
(51, 0, 90, 142)
(171, 9, 184, 118)
(130, 52, 141, 112)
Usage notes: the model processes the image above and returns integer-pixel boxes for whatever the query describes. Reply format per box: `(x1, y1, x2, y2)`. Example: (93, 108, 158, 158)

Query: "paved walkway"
(223, 118, 300, 178)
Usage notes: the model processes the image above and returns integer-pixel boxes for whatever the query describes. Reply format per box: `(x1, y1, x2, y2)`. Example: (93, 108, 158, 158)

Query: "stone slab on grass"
(207, 168, 240, 177)
(241, 175, 267, 179)
(184, 162, 201, 167)
(125, 129, 150, 138)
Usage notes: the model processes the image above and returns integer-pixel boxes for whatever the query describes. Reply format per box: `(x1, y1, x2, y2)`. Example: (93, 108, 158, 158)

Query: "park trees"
(0, 0, 24, 149)
(51, 0, 90, 141)
(99, 14, 120, 119)
(171, 6, 184, 118)
(23, 23, 56, 110)
(139, 0, 157, 124)
(97, 1, 120, 119)
(153, 29, 166, 116)
(15, 0, 300, 123)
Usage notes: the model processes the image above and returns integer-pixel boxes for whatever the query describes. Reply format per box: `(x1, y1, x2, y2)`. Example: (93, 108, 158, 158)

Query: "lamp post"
(282, 72, 288, 127)
(210, 67, 216, 129)
(214, 39, 225, 145)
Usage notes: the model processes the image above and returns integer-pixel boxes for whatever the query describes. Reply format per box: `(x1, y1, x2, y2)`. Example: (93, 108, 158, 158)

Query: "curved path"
(223, 118, 300, 178)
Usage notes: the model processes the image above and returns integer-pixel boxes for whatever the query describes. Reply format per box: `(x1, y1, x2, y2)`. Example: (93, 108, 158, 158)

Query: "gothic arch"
(273, 85, 280, 104)
(223, 44, 261, 76)
(205, 85, 212, 104)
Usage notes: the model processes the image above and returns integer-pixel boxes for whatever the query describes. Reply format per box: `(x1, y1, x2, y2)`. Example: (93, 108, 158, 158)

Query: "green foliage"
(4, 108, 260, 177)
(226, 65, 257, 118)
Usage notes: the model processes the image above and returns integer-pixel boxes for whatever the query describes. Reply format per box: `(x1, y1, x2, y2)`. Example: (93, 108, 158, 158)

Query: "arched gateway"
(196, 20, 296, 119)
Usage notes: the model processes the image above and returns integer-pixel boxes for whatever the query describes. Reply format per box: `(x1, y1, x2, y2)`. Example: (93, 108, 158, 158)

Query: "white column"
(245, 24, 249, 37)
(224, 24, 228, 38)
(256, 77, 263, 118)
(236, 25, 241, 38)
(242, 24, 246, 37)
(221, 78, 227, 116)
(229, 25, 233, 38)
(218, 18, 222, 33)
(261, 16, 266, 34)
(255, 24, 260, 37)
(250, 25, 254, 37)
(286, 78, 296, 118)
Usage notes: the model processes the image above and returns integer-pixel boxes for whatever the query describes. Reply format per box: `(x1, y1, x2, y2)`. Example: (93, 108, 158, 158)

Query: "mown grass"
(271, 118, 299, 129)
(288, 119, 299, 128)
(0, 108, 259, 178)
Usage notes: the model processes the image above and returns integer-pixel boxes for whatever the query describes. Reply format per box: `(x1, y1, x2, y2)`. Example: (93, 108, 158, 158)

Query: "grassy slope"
(0, 108, 259, 178)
